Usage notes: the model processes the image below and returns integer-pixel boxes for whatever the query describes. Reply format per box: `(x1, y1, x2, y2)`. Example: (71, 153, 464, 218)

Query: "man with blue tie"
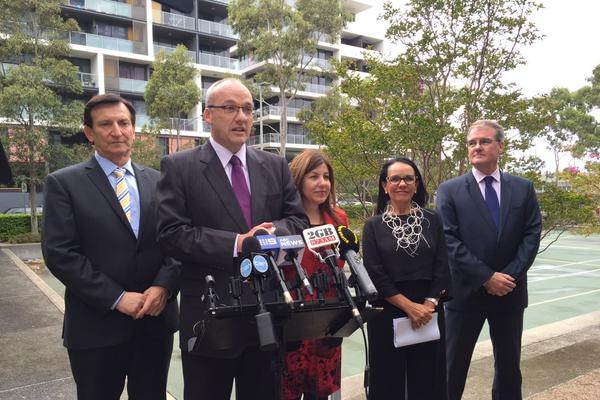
(42, 94, 179, 399)
(436, 120, 542, 400)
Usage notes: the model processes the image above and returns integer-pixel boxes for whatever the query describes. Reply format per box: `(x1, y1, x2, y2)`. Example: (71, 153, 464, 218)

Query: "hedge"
(0, 214, 42, 242)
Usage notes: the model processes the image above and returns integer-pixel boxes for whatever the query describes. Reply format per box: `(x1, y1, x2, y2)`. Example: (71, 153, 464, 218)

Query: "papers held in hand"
(393, 312, 440, 348)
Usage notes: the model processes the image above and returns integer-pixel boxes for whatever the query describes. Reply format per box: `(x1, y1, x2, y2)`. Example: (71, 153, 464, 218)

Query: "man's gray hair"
(468, 120, 505, 142)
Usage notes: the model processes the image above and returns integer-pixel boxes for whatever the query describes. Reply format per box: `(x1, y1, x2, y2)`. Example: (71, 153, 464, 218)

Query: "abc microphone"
(336, 226, 378, 300)
(274, 227, 313, 296)
(302, 224, 364, 326)
(254, 229, 294, 305)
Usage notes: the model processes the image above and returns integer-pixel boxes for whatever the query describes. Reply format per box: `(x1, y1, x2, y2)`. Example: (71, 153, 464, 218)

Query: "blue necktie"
(484, 176, 500, 230)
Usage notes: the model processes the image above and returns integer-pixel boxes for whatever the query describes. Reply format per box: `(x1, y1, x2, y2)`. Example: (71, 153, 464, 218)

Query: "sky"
(359, 0, 600, 171)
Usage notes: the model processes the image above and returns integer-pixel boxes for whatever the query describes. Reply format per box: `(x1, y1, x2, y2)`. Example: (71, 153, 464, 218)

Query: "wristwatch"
(425, 297, 439, 306)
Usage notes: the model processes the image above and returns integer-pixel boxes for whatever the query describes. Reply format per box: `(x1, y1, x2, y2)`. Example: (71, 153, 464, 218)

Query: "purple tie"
(230, 155, 252, 228)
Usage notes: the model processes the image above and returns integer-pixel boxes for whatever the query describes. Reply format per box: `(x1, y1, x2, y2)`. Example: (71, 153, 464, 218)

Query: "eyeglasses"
(206, 104, 254, 115)
(386, 175, 416, 185)
(467, 138, 499, 148)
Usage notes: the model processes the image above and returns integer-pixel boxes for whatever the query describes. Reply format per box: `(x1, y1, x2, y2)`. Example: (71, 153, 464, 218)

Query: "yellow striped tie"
(113, 168, 131, 222)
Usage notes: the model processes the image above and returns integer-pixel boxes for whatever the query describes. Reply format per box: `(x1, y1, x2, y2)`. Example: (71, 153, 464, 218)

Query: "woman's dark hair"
(289, 149, 341, 224)
(375, 157, 428, 214)
(83, 93, 136, 128)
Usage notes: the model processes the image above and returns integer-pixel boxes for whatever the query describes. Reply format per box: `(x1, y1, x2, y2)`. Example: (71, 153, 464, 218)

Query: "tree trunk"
(280, 89, 288, 157)
(29, 182, 38, 234)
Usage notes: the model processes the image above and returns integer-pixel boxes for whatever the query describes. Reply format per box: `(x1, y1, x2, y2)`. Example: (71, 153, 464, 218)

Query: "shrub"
(0, 214, 42, 242)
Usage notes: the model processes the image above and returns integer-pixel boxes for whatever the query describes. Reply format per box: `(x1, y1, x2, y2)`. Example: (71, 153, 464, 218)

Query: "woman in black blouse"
(362, 157, 450, 400)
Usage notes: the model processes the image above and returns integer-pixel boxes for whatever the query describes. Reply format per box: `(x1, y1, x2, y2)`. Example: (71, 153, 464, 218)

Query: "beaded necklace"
(381, 202, 430, 257)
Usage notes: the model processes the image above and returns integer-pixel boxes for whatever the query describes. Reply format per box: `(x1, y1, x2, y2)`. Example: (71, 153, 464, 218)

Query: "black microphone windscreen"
(337, 226, 360, 254)
(253, 228, 270, 237)
(241, 236, 262, 255)
(273, 226, 291, 236)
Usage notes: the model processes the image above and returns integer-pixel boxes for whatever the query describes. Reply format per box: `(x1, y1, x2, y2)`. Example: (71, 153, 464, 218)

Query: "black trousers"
(182, 346, 280, 400)
(445, 307, 524, 400)
(67, 325, 173, 400)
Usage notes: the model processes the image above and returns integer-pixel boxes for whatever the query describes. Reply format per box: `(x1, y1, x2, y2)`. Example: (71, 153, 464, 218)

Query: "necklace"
(381, 202, 430, 257)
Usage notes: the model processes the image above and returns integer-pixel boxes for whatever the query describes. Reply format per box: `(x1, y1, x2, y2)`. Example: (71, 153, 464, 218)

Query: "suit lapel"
(499, 172, 512, 236)
(247, 148, 267, 226)
(85, 157, 135, 237)
(464, 172, 498, 234)
(134, 163, 151, 243)
(201, 144, 249, 232)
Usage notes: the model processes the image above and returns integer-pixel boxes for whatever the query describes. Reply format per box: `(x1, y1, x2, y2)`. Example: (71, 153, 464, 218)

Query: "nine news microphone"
(302, 224, 364, 326)
(336, 225, 378, 300)
(274, 227, 313, 296)
(254, 229, 294, 305)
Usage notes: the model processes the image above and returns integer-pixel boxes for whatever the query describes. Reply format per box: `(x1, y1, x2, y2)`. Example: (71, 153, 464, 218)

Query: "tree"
(382, 0, 543, 176)
(229, 0, 349, 156)
(0, 0, 83, 234)
(144, 45, 201, 153)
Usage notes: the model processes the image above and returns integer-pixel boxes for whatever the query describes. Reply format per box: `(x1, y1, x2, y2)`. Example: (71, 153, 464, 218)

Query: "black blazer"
(436, 171, 542, 312)
(156, 143, 307, 357)
(42, 157, 179, 350)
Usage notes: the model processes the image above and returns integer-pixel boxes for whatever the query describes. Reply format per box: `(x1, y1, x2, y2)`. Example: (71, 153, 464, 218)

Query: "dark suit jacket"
(42, 157, 179, 350)
(435, 171, 541, 312)
(155, 143, 307, 357)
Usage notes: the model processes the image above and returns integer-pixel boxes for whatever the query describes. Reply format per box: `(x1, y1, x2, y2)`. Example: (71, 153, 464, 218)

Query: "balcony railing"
(154, 11, 195, 30)
(301, 56, 331, 69)
(69, 31, 144, 54)
(117, 77, 147, 93)
(197, 19, 238, 39)
(198, 51, 239, 69)
(257, 106, 303, 119)
(300, 82, 331, 94)
(153, 44, 197, 62)
(77, 72, 97, 88)
(68, 0, 132, 18)
(248, 133, 316, 146)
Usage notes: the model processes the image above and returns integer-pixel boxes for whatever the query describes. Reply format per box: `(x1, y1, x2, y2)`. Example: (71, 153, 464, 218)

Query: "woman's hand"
(386, 294, 435, 329)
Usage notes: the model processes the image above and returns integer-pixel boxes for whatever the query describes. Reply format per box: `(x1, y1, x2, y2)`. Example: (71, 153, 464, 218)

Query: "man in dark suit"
(155, 77, 307, 400)
(42, 94, 179, 400)
(436, 120, 542, 400)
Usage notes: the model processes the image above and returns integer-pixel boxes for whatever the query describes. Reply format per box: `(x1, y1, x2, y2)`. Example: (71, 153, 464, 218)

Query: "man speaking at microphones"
(155, 78, 307, 400)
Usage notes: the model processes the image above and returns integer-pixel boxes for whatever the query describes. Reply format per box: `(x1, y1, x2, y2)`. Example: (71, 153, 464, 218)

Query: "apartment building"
(58, 0, 384, 157)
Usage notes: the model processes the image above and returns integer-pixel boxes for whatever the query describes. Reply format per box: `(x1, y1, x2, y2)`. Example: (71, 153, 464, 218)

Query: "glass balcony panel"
(155, 11, 195, 30)
(77, 72, 97, 88)
(198, 52, 239, 69)
(301, 82, 330, 94)
(70, 32, 142, 54)
(69, 0, 133, 18)
(153, 44, 197, 62)
(119, 77, 147, 93)
(197, 19, 238, 39)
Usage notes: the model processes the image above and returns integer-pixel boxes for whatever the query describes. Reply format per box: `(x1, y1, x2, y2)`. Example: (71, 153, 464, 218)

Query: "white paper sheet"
(393, 312, 440, 348)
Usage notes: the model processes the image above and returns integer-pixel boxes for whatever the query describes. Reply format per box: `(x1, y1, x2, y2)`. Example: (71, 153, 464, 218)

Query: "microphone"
(274, 227, 313, 296)
(239, 236, 278, 350)
(336, 226, 378, 300)
(201, 274, 218, 310)
(254, 229, 293, 305)
(302, 225, 364, 326)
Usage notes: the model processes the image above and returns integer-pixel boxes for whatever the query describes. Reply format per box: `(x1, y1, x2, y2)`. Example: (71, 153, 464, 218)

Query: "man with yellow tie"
(42, 94, 179, 400)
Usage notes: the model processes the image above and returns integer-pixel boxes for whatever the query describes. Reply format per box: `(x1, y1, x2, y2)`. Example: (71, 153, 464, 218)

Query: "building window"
(157, 137, 169, 156)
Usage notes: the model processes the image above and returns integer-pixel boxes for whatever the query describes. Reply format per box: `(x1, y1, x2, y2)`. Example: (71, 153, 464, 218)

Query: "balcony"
(76, 72, 97, 88)
(261, 105, 303, 119)
(106, 77, 147, 93)
(301, 56, 331, 70)
(68, 0, 132, 18)
(197, 19, 238, 39)
(153, 44, 197, 62)
(198, 51, 239, 69)
(300, 82, 331, 94)
(69, 31, 145, 54)
(154, 11, 195, 31)
(248, 133, 316, 146)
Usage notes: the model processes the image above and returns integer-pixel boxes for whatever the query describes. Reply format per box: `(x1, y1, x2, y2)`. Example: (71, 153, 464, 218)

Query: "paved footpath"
(1, 244, 599, 400)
